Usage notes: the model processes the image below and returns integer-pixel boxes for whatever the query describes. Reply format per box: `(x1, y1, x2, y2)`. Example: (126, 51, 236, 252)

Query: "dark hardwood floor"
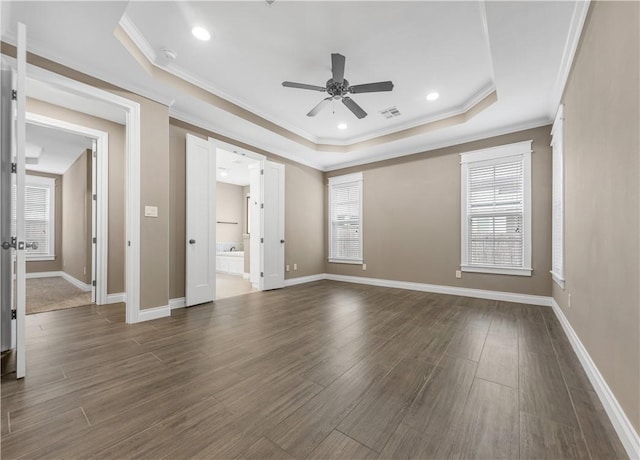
(0, 280, 628, 459)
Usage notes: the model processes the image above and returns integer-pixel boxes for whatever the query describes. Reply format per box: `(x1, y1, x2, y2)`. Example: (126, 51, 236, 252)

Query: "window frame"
(12, 175, 56, 261)
(460, 140, 533, 277)
(550, 105, 565, 289)
(328, 171, 363, 265)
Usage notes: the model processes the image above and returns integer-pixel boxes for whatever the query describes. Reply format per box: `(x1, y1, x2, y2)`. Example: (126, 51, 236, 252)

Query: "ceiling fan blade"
(349, 81, 394, 94)
(282, 81, 326, 92)
(331, 53, 346, 84)
(342, 97, 367, 119)
(307, 97, 332, 117)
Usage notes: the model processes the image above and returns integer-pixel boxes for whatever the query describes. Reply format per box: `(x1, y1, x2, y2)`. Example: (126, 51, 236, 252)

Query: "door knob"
(25, 242, 38, 250)
(1, 241, 13, 250)
(189, 239, 196, 245)
(280, 239, 285, 243)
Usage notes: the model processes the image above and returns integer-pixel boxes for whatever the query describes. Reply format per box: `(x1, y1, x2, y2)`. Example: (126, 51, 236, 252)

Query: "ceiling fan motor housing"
(326, 78, 350, 98)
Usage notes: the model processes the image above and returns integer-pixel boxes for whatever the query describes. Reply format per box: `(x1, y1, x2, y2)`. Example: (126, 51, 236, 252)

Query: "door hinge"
(93, 194, 97, 201)
(11, 162, 16, 173)
(11, 310, 16, 319)
(260, 272, 263, 277)
(92, 280, 96, 287)
(260, 238, 264, 243)
(93, 150, 97, 158)
(261, 169, 264, 175)
(11, 90, 17, 100)
(261, 203, 264, 209)
(92, 237, 97, 244)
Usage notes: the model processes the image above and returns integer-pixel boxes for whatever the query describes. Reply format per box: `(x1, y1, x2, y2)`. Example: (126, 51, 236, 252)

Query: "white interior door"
(249, 163, 261, 286)
(13, 23, 27, 378)
(0, 72, 12, 353)
(91, 139, 97, 303)
(261, 160, 285, 290)
(185, 134, 216, 306)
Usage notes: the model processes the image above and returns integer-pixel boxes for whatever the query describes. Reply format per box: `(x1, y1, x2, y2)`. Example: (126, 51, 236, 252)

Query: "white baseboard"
(550, 298, 640, 459)
(243, 273, 250, 279)
(169, 297, 186, 310)
(106, 293, 126, 304)
(324, 273, 552, 306)
(284, 274, 327, 287)
(137, 305, 171, 322)
(25, 270, 63, 279)
(59, 272, 91, 292)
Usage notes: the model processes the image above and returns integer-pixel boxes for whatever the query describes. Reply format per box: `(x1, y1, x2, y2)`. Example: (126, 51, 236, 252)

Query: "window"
(460, 140, 532, 276)
(11, 175, 56, 260)
(551, 105, 565, 288)
(328, 172, 363, 264)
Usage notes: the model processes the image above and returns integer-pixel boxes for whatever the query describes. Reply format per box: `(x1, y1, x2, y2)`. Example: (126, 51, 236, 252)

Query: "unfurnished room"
(0, 1, 638, 459)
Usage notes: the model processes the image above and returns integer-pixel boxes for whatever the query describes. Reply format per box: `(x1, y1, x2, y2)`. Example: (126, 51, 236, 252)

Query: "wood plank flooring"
(0, 280, 628, 459)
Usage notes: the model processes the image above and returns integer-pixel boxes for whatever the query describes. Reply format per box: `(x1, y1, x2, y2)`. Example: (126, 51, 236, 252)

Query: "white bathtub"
(216, 251, 244, 275)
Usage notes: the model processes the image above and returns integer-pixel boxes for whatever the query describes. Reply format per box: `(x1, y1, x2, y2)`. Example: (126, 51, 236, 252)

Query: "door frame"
(213, 140, 266, 296)
(16, 63, 142, 323)
(25, 112, 109, 305)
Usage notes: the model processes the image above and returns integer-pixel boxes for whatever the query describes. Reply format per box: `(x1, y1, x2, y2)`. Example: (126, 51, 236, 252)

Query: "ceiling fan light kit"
(282, 53, 394, 119)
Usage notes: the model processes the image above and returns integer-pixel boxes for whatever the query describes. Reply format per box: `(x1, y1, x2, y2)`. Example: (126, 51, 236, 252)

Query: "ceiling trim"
(549, 0, 591, 118)
(115, 19, 498, 154)
(0, 40, 176, 108)
(168, 110, 325, 171)
(324, 117, 552, 172)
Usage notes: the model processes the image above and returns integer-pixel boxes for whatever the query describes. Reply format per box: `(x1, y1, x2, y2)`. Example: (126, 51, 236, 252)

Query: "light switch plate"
(144, 205, 158, 218)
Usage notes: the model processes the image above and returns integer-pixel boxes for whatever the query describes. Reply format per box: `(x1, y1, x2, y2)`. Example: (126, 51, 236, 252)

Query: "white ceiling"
(26, 122, 93, 175)
(1, 1, 584, 171)
(216, 148, 259, 186)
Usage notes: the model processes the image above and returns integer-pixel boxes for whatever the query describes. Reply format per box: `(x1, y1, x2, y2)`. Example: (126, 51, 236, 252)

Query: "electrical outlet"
(568, 294, 572, 308)
(455, 270, 461, 279)
(362, 263, 367, 271)
(293, 263, 297, 271)
(286, 265, 290, 272)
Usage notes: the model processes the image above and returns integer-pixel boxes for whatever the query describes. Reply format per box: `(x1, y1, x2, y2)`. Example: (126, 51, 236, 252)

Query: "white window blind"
(328, 172, 363, 264)
(11, 176, 56, 258)
(461, 141, 532, 276)
(551, 105, 565, 288)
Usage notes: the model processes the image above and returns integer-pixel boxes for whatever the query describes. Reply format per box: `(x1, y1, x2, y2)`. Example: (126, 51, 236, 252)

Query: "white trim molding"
(23, 65, 142, 324)
(25, 270, 62, 279)
(60, 271, 91, 292)
(137, 305, 171, 322)
(550, 298, 640, 459)
(323, 274, 552, 306)
(284, 274, 326, 287)
(169, 297, 186, 310)
(106, 293, 126, 304)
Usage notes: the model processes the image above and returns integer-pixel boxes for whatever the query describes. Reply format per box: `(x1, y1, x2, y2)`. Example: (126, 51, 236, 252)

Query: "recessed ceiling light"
(337, 123, 348, 130)
(192, 26, 211, 41)
(426, 92, 440, 101)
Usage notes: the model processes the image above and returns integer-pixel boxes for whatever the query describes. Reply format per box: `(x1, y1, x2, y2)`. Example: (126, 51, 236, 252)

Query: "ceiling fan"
(282, 53, 394, 119)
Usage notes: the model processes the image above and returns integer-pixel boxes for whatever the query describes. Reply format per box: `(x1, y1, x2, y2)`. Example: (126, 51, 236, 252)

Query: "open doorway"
(215, 148, 260, 300)
(23, 122, 93, 313)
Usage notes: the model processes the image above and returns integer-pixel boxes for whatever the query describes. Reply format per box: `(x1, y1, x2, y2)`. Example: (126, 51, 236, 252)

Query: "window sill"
(550, 271, 565, 289)
(461, 265, 532, 277)
(328, 259, 363, 265)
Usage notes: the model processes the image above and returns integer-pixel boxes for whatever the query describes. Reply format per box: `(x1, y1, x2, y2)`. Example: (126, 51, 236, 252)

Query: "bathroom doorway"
(215, 148, 260, 299)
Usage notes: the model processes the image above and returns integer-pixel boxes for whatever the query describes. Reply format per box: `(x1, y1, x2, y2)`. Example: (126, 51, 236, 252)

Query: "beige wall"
(25, 171, 62, 274)
(61, 149, 92, 284)
(553, 2, 639, 432)
(326, 125, 552, 297)
(135, 98, 170, 310)
(168, 120, 325, 299)
(26, 98, 126, 295)
(216, 182, 244, 245)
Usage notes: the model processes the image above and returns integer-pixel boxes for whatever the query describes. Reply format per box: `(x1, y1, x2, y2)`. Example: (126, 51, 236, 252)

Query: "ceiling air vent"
(379, 107, 401, 119)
